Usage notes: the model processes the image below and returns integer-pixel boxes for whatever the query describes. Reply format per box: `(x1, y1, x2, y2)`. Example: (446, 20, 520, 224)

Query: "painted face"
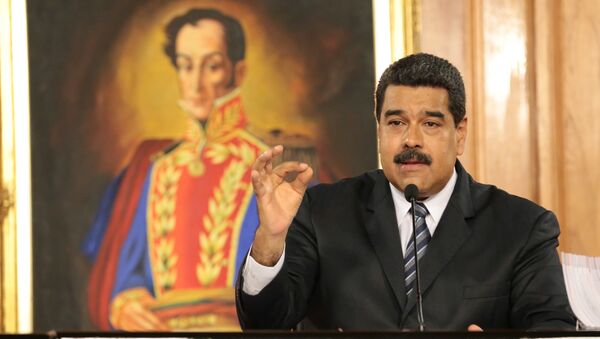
(377, 85, 467, 198)
(175, 19, 239, 120)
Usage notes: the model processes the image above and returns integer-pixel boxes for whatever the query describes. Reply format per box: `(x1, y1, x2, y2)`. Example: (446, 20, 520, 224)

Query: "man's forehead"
(382, 85, 450, 108)
(175, 19, 228, 57)
(191, 18, 226, 33)
(176, 19, 226, 45)
(384, 84, 449, 94)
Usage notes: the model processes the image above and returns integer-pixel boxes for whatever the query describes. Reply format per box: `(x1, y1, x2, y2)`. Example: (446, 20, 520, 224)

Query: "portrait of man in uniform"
(83, 8, 266, 331)
(27, 0, 375, 331)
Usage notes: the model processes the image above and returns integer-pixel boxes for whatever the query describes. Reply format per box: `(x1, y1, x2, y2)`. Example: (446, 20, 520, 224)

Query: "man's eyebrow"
(425, 111, 445, 119)
(384, 110, 446, 119)
(175, 53, 192, 60)
(175, 51, 225, 60)
(383, 109, 404, 118)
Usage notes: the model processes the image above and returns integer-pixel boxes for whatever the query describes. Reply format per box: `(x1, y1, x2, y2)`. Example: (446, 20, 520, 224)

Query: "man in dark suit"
(235, 53, 576, 330)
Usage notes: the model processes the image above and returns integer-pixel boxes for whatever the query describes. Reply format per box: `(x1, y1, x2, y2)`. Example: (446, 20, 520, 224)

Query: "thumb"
(291, 164, 314, 192)
(468, 324, 483, 332)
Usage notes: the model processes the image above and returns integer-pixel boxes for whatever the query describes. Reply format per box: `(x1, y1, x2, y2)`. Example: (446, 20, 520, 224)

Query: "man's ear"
(376, 115, 382, 148)
(456, 117, 468, 156)
(233, 60, 246, 87)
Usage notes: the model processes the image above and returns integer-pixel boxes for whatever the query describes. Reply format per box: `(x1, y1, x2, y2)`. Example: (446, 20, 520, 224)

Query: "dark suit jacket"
(236, 162, 575, 330)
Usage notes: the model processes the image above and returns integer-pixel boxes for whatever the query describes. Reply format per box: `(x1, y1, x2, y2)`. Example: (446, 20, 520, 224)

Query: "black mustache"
(393, 149, 432, 165)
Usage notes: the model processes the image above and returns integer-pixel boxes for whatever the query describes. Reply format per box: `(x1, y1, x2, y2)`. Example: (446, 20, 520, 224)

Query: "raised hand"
(250, 145, 313, 266)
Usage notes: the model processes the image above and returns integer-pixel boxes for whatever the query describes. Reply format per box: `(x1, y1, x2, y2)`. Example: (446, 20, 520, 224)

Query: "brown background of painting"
(27, 0, 375, 330)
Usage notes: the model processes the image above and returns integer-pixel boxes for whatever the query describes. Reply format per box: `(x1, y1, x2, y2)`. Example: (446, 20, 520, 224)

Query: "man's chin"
(389, 174, 428, 194)
(178, 100, 212, 120)
(190, 109, 210, 121)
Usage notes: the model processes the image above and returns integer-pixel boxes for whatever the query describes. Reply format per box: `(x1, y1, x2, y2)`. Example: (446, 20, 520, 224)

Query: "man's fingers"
(271, 144, 284, 157)
(252, 150, 270, 174)
(468, 324, 483, 332)
(273, 162, 313, 193)
(272, 161, 309, 178)
(125, 302, 168, 331)
(292, 166, 314, 191)
(251, 170, 266, 196)
(135, 307, 167, 331)
(253, 145, 284, 174)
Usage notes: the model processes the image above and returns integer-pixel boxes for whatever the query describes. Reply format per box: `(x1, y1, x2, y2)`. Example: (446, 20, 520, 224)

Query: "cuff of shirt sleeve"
(241, 245, 285, 296)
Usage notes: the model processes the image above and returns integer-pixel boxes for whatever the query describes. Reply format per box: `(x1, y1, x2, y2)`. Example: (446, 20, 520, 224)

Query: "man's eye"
(177, 64, 192, 72)
(424, 121, 440, 127)
(388, 120, 402, 126)
(207, 62, 223, 71)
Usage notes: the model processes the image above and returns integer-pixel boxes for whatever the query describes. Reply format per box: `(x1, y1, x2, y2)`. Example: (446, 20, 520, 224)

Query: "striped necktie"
(404, 202, 431, 296)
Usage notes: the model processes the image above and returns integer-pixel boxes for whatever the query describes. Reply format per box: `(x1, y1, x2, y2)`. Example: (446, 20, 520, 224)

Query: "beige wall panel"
(533, 0, 561, 218)
(478, 0, 534, 200)
(558, 0, 600, 256)
(420, 0, 535, 200)
(419, 0, 478, 176)
(419, 0, 600, 256)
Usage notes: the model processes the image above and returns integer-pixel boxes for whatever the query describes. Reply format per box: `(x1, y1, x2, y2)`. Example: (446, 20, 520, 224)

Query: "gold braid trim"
(172, 141, 206, 177)
(165, 314, 240, 331)
(206, 101, 241, 140)
(150, 156, 181, 292)
(205, 141, 256, 166)
(196, 142, 256, 287)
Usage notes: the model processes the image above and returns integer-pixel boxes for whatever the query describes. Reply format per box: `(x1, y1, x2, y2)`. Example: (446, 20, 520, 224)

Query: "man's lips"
(398, 160, 429, 169)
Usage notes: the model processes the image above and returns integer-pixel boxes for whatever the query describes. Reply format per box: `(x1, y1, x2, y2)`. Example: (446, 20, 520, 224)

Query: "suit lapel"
(402, 162, 475, 322)
(363, 171, 407, 313)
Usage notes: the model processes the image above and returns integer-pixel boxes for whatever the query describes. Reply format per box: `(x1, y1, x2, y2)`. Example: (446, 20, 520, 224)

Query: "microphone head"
(404, 184, 419, 201)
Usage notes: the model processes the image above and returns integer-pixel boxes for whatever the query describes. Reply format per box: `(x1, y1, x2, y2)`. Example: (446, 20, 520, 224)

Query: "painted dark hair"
(164, 8, 245, 67)
(374, 53, 465, 125)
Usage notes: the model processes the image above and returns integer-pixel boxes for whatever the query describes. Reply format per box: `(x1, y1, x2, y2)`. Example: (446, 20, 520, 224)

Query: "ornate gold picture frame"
(1, 0, 32, 333)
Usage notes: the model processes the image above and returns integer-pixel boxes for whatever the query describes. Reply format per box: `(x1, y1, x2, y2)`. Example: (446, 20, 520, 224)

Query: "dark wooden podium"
(40, 331, 600, 339)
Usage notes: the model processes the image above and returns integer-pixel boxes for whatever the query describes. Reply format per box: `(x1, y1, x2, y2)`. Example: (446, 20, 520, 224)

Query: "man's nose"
(404, 124, 423, 148)
(191, 66, 206, 93)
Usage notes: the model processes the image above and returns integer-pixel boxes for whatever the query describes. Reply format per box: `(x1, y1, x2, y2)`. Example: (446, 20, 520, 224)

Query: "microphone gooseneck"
(404, 184, 426, 331)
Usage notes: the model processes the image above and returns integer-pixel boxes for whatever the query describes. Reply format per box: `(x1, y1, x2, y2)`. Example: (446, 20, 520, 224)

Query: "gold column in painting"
(0, 0, 32, 333)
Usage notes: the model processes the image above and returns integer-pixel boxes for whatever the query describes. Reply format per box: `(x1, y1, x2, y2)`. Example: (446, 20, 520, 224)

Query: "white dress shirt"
(391, 169, 457, 257)
(242, 169, 458, 295)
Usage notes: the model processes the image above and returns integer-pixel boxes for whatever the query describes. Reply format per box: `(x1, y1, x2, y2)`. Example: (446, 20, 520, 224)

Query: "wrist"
(250, 226, 286, 266)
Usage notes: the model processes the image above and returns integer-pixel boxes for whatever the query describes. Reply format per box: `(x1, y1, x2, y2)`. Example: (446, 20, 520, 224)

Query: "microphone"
(404, 184, 419, 202)
(404, 184, 425, 331)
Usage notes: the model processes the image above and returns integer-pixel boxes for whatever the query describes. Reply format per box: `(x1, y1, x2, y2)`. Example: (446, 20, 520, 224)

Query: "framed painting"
(1, 0, 419, 332)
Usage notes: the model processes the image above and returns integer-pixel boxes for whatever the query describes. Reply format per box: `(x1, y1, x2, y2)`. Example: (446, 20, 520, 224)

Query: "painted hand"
(111, 292, 169, 331)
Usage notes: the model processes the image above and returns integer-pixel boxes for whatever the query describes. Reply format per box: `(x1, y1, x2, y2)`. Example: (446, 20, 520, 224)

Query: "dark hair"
(374, 53, 465, 126)
(164, 8, 245, 67)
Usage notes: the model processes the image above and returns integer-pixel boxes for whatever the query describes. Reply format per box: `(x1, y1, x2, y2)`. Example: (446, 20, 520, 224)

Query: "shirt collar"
(389, 167, 458, 224)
